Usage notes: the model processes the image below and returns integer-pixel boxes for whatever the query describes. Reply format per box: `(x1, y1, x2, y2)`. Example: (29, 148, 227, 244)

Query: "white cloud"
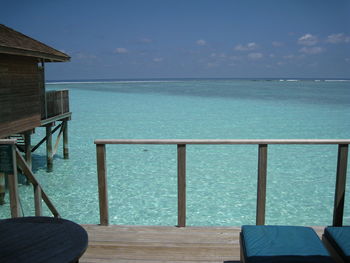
(196, 39, 207, 46)
(76, 52, 97, 59)
(234, 42, 258, 51)
(298, 34, 318, 46)
(207, 62, 218, 68)
(248, 52, 263, 59)
(114, 48, 128, 54)
(140, 38, 152, 43)
(272, 41, 284, 47)
(299, 46, 324, 54)
(230, 55, 240, 60)
(210, 52, 226, 58)
(283, 54, 295, 59)
(326, 33, 350, 44)
(153, 57, 163, 62)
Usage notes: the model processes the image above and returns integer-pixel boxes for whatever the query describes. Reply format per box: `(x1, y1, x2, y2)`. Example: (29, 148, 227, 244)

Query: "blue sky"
(2, 0, 350, 80)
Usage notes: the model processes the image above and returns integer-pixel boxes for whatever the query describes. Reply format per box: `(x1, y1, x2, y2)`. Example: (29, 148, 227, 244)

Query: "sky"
(2, 0, 350, 80)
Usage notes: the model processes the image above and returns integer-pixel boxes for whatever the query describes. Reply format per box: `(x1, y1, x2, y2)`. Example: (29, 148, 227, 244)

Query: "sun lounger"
(240, 225, 335, 263)
(323, 226, 350, 263)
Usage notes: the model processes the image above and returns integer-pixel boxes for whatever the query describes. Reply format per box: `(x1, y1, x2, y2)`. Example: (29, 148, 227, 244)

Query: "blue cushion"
(324, 226, 350, 262)
(241, 225, 334, 263)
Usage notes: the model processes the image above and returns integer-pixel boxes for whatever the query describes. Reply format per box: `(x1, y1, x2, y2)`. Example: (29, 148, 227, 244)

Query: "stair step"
(9, 134, 25, 145)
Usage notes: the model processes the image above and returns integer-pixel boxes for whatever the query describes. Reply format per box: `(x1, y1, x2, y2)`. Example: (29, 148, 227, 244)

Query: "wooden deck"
(80, 225, 325, 263)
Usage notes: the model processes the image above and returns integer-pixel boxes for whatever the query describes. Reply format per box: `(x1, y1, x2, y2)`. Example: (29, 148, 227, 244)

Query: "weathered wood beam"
(40, 112, 71, 126)
(256, 144, 268, 225)
(63, 121, 69, 159)
(15, 148, 60, 218)
(52, 123, 64, 157)
(96, 144, 109, 226)
(24, 131, 32, 170)
(7, 144, 21, 217)
(177, 144, 186, 227)
(95, 139, 350, 145)
(34, 185, 42, 216)
(46, 124, 53, 172)
(31, 123, 62, 153)
(333, 144, 348, 226)
(0, 172, 5, 205)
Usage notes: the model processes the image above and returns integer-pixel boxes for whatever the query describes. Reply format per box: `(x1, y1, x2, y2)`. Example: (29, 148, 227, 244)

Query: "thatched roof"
(0, 24, 70, 62)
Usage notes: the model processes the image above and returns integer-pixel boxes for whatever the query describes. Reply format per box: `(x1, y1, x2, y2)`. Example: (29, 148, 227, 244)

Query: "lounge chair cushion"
(241, 225, 334, 263)
(324, 226, 350, 262)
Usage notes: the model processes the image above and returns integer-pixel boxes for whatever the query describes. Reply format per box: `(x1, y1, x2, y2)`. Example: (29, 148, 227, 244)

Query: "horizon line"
(46, 77, 350, 84)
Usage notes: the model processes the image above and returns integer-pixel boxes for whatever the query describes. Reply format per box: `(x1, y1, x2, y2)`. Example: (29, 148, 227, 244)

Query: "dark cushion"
(241, 225, 334, 263)
(324, 226, 350, 262)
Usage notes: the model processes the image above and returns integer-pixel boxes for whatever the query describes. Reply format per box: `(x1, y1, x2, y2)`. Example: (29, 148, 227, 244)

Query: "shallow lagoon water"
(1, 79, 349, 226)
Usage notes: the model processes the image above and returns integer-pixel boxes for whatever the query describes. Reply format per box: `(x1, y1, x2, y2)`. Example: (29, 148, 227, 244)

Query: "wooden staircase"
(9, 134, 25, 152)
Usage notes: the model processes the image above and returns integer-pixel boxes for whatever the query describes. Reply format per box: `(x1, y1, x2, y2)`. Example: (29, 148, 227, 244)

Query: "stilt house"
(0, 24, 71, 171)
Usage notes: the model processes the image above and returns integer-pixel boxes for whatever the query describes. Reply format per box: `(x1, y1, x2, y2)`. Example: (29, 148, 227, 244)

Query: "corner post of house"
(46, 123, 53, 172)
(63, 120, 69, 159)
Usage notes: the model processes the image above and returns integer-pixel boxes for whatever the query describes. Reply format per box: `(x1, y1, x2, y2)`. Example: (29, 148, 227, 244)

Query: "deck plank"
(80, 225, 240, 263)
(80, 225, 325, 263)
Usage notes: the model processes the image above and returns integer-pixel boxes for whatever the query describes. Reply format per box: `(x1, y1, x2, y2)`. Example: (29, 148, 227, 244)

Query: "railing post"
(256, 144, 268, 225)
(333, 144, 348, 226)
(15, 148, 60, 218)
(96, 144, 109, 226)
(177, 144, 186, 227)
(34, 185, 42, 216)
(0, 141, 21, 217)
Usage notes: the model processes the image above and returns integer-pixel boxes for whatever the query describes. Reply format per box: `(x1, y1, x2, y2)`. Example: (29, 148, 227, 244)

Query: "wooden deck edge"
(40, 112, 72, 126)
(79, 225, 327, 263)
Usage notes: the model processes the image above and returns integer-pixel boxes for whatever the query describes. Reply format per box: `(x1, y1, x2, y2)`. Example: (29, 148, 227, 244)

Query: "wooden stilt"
(31, 123, 62, 153)
(46, 124, 53, 172)
(0, 141, 20, 215)
(7, 144, 21, 217)
(24, 131, 32, 170)
(63, 120, 69, 159)
(53, 124, 64, 157)
(0, 172, 5, 205)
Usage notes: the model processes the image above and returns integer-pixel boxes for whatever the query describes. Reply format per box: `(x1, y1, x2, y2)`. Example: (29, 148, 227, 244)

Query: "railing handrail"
(46, 89, 69, 93)
(0, 140, 60, 218)
(95, 139, 350, 145)
(42, 89, 69, 120)
(95, 139, 349, 227)
(15, 148, 60, 218)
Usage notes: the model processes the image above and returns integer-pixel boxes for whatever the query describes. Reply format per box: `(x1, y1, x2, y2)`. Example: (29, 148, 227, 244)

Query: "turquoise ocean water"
(1, 79, 350, 226)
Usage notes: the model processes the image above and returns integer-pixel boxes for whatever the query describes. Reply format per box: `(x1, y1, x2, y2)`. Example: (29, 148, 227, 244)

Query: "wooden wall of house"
(0, 54, 42, 138)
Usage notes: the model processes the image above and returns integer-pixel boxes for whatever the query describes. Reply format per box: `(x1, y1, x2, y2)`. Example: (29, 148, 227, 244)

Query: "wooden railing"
(95, 139, 349, 227)
(0, 139, 60, 218)
(42, 90, 69, 119)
